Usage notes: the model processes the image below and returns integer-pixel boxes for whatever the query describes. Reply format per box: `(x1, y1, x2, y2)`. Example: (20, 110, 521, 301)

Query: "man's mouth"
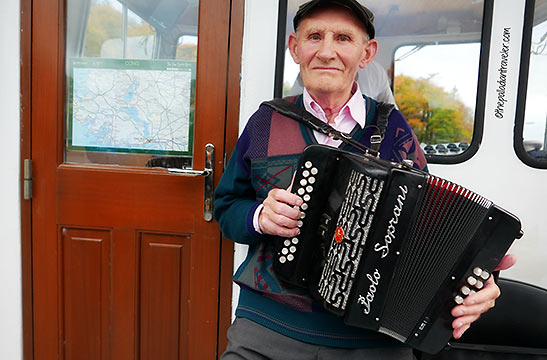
(313, 67, 341, 72)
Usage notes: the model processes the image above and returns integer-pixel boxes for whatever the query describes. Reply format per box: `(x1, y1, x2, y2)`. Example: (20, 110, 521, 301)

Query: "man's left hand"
(450, 254, 517, 339)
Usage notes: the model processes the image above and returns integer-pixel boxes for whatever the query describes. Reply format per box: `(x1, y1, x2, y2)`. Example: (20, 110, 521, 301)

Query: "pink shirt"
(302, 82, 367, 147)
(254, 82, 368, 233)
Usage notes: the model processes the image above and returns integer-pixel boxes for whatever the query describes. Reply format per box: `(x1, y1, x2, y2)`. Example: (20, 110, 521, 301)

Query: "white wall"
(232, 0, 280, 317)
(428, 0, 546, 289)
(0, 0, 23, 359)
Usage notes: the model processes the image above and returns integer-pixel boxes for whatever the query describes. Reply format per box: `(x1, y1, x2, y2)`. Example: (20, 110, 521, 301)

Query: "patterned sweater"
(214, 95, 427, 348)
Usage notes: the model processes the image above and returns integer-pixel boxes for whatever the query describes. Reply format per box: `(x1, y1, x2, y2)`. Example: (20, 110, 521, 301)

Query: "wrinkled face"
(289, 5, 377, 100)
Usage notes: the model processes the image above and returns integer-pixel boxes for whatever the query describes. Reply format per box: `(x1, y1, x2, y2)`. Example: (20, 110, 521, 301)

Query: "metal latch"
(167, 144, 215, 222)
(24, 159, 32, 200)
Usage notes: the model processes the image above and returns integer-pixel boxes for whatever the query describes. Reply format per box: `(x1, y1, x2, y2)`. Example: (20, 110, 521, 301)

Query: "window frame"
(514, 0, 547, 169)
(273, 0, 495, 165)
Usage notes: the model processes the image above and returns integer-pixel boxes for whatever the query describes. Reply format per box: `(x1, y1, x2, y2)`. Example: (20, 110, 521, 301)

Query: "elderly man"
(214, 0, 515, 359)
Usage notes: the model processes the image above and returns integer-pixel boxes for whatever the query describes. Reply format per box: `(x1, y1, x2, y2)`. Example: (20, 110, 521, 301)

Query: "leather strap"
(262, 98, 394, 156)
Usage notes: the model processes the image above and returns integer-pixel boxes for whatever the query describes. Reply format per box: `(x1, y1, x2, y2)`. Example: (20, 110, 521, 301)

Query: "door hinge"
(24, 159, 32, 200)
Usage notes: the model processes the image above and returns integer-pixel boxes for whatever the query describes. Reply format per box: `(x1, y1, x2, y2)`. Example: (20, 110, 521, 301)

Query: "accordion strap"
(262, 98, 394, 156)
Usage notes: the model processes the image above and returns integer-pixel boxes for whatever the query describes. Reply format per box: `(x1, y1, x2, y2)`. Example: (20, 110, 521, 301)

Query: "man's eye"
(310, 35, 321, 40)
(338, 36, 350, 42)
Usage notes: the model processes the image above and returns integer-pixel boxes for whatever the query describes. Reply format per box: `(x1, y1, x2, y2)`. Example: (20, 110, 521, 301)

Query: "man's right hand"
(258, 188, 303, 237)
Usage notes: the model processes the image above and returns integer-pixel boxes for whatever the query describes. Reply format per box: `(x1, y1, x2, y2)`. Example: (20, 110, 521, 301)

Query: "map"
(68, 59, 195, 155)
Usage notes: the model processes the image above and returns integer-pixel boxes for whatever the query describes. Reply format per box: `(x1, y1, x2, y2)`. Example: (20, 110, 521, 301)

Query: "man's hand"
(450, 254, 517, 339)
(258, 187, 303, 237)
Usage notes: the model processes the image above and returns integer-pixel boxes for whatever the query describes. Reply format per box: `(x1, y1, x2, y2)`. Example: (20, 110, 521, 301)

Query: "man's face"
(289, 6, 377, 100)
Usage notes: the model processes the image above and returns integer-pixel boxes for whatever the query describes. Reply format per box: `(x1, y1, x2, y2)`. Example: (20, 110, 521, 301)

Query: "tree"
(394, 74, 473, 145)
(84, 4, 155, 57)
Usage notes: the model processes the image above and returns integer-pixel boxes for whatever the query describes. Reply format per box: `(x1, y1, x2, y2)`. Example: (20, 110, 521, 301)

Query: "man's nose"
(316, 37, 336, 61)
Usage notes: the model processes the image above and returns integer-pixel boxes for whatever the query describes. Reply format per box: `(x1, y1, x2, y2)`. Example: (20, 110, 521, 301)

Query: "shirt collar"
(302, 82, 367, 129)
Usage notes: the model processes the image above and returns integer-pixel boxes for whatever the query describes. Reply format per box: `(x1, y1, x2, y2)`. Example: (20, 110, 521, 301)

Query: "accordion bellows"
(273, 145, 522, 354)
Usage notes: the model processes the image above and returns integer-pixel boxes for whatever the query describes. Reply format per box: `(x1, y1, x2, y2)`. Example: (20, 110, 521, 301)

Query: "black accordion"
(274, 145, 522, 354)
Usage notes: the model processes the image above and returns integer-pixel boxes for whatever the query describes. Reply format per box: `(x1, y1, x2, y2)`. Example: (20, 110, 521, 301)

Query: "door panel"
(30, 0, 235, 359)
(61, 228, 111, 360)
(139, 233, 190, 360)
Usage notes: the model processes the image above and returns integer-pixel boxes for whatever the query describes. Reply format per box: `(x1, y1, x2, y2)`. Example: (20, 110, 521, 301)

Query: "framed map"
(67, 58, 195, 156)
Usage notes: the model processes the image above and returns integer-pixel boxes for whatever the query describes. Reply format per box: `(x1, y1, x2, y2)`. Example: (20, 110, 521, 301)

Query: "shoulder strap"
(262, 99, 370, 154)
(262, 98, 394, 156)
(370, 101, 395, 153)
(262, 98, 335, 138)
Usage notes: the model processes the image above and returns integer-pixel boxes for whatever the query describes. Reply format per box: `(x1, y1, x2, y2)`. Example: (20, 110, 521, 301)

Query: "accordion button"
(290, 246, 297, 253)
(473, 267, 483, 277)
(306, 185, 313, 193)
(298, 188, 305, 195)
(467, 276, 478, 286)
(480, 271, 490, 280)
(303, 170, 310, 177)
(305, 161, 313, 169)
(311, 167, 318, 175)
(282, 248, 289, 255)
(300, 212, 306, 219)
(454, 295, 464, 304)
(303, 195, 311, 202)
(461, 286, 471, 296)
(279, 256, 286, 263)
(287, 254, 294, 261)
(301, 203, 308, 210)
(300, 179, 308, 187)
(475, 280, 484, 289)
(284, 240, 291, 247)
(308, 177, 316, 184)
(292, 238, 299, 244)
(297, 220, 304, 227)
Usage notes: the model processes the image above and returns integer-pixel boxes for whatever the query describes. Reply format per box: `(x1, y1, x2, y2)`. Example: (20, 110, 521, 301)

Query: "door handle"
(168, 143, 215, 222)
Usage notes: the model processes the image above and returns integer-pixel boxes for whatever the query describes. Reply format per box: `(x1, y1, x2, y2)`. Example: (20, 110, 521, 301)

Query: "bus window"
(394, 43, 479, 158)
(64, 0, 199, 168)
(275, 0, 488, 164)
(515, 0, 547, 168)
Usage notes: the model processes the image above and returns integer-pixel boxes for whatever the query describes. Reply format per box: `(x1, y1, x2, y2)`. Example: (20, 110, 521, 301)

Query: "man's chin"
(305, 82, 344, 96)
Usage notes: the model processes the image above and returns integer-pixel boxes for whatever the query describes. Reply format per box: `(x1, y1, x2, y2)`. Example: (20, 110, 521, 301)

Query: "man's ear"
(288, 32, 301, 64)
(360, 39, 378, 68)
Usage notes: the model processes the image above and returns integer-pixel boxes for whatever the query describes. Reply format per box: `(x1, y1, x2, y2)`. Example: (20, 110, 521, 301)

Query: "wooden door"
(26, 0, 241, 358)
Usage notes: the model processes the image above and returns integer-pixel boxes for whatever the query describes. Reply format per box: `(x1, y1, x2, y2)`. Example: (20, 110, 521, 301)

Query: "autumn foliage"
(394, 75, 473, 145)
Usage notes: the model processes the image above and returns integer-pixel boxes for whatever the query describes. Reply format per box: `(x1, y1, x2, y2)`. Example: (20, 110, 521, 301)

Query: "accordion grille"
(380, 175, 492, 339)
(318, 170, 384, 310)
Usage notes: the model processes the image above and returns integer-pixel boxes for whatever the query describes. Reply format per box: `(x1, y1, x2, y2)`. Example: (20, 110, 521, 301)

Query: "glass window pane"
(65, 0, 199, 168)
(279, 0, 485, 160)
(394, 43, 478, 155)
(521, 0, 547, 162)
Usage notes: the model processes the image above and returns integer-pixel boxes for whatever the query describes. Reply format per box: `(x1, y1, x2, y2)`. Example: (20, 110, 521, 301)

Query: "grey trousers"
(221, 318, 416, 360)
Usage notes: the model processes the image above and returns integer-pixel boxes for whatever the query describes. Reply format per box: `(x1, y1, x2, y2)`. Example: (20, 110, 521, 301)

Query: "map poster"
(67, 58, 195, 156)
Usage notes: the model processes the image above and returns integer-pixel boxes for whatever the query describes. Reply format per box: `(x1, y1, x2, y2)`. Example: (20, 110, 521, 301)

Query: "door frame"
(19, 0, 244, 358)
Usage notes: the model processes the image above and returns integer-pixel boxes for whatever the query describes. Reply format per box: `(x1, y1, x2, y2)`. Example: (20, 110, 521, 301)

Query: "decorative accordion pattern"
(317, 170, 384, 310)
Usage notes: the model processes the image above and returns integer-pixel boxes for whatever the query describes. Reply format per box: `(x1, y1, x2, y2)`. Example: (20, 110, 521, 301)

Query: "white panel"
(0, 0, 23, 359)
(430, 0, 547, 289)
(233, 0, 280, 318)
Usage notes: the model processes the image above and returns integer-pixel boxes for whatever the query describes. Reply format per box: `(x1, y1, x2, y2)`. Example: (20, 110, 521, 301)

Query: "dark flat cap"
(293, 0, 375, 39)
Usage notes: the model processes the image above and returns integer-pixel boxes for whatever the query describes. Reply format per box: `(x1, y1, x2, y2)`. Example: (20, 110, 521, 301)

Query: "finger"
(494, 254, 517, 272)
(258, 207, 301, 236)
(452, 313, 481, 329)
(452, 323, 471, 339)
(463, 277, 500, 306)
(260, 202, 300, 227)
(287, 171, 297, 192)
(263, 200, 302, 222)
(269, 188, 303, 208)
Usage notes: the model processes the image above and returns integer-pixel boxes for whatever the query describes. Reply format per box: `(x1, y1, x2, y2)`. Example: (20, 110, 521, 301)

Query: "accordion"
(274, 145, 522, 354)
